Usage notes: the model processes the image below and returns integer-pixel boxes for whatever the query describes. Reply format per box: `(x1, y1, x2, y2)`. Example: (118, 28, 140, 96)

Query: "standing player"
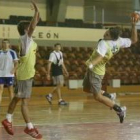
(45, 43, 69, 105)
(83, 16, 138, 123)
(1, 1, 42, 139)
(0, 39, 18, 105)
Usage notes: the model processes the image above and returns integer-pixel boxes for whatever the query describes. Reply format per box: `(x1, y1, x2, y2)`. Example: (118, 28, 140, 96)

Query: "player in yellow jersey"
(83, 16, 138, 123)
(2, 1, 42, 139)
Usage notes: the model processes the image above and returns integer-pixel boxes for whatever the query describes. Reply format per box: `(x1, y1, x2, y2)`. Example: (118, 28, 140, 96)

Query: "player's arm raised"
(131, 16, 138, 44)
(28, 0, 40, 37)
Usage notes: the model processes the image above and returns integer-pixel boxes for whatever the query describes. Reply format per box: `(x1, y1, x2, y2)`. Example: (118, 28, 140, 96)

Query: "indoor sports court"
(0, 0, 140, 140)
(0, 88, 140, 140)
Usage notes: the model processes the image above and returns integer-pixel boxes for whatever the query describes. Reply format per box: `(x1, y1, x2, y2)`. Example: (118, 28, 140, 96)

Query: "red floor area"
(1, 122, 140, 140)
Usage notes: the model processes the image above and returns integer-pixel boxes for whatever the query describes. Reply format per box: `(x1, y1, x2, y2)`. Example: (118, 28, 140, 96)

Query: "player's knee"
(13, 96, 20, 103)
(83, 88, 90, 93)
(57, 84, 63, 88)
(21, 99, 29, 106)
(94, 94, 102, 101)
(0, 85, 4, 91)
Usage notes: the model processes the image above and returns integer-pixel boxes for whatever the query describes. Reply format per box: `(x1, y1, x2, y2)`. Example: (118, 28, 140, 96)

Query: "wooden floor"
(0, 92, 140, 140)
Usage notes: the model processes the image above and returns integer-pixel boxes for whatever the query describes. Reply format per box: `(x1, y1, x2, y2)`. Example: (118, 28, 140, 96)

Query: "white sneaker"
(121, 106, 127, 118)
(45, 94, 52, 104)
(117, 106, 127, 123)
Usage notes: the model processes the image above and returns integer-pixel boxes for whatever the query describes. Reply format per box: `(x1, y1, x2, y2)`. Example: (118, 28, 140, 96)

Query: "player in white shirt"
(0, 39, 18, 105)
(46, 43, 69, 105)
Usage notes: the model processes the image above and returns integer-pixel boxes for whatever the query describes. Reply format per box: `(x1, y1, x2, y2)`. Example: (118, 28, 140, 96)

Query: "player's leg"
(83, 70, 126, 123)
(20, 78, 42, 139)
(102, 90, 116, 100)
(0, 84, 4, 105)
(21, 98, 42, 139)
(6, 77, 15, 101)
(46, 75, 67, 105)
(1, 96, 20, 135)
(1, 78, 21, 135)
(45, 76, 57, 104)
(56, 75, 67, 105)
(102, 90, 116, 103)
(0, 77, 5, 105)
(94, 92, 126, 123)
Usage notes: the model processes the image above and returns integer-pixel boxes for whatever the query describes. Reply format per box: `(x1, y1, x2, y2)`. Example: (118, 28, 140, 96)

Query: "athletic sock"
(26, 122, 34, 129)
(103, 92, 112, 99)
(59, 99, 63, 102)
(113, 104, 122, 112)
(49, 93, 52, 98)
(6, 114, 13, 123)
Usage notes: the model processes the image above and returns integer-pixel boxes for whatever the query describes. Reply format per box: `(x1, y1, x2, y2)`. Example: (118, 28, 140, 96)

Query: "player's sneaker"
(24, 127, 42, 139)
(1, 119, 14, 135)
(58, 100, 68, 105)
(45, 95, 52, 104)
(117, 106, 127, 123)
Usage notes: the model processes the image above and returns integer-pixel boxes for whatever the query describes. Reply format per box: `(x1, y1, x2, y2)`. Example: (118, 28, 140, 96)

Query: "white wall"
(0, 25, 106, 41)
(0, 0, 47, 21)
(0, 24, 106, 47)
(66, 0, 84, 19)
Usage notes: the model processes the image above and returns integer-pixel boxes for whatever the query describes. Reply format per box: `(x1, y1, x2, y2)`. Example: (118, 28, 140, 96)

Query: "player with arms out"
(83, 14, 138, 123)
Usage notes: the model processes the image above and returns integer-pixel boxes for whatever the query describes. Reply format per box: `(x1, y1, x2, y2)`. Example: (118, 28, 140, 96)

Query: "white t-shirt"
(49, 51, 63, 65)
(97, 37, 132, 57)
(0, 49, 18, 77)
(20, 33, 33, 56)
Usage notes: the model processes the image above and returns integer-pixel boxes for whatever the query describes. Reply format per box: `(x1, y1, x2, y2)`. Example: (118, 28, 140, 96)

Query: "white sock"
(49, 93, 52, 98)
(26, 122, 34, 129)
(6, 114, 13, 123)
(59, 99, 63, 102)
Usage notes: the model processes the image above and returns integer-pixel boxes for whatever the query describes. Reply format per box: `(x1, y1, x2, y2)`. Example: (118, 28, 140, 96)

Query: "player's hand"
(65, 71, 69, 78)
(131, 13, 140, 25)
(131, 17, 137, 25)
(47, 73, 51, 80)
(88, 63, 94, 69)
(10, 69, 15, 74)
(31, 0, 39, 12)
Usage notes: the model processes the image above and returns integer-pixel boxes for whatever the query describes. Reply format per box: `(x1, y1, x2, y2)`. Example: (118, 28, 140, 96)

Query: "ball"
(131, 12, 140, 22)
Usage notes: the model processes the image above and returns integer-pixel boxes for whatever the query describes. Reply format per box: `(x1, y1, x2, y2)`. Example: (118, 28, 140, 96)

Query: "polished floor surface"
(0, 92, 140, 140)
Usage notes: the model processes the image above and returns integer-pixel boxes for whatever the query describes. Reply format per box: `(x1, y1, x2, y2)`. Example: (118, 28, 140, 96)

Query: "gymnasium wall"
(65, 0, 84, 20)
(0, 0, 47, 21)
(0, 25, 106, 47)
(0, 0, 136, 24)
(0, 0, 85, 22)
(84, 0, 133, 24)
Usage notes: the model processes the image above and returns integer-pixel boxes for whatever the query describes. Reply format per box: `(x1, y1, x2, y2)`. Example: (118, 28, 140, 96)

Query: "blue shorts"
(0, 77, 14, 86)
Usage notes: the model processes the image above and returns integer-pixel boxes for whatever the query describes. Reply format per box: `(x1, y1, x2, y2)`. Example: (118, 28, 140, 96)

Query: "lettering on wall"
(0, 25, 106, 41)
(2, 27, 10, 38)
(33, 32, 59, 39)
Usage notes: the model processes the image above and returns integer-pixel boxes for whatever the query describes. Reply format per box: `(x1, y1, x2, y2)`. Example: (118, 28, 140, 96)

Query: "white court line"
(0, 121, 129, 128)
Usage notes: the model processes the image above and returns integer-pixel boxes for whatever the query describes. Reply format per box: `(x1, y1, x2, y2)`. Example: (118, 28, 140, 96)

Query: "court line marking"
(0, 121, 140, 128)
